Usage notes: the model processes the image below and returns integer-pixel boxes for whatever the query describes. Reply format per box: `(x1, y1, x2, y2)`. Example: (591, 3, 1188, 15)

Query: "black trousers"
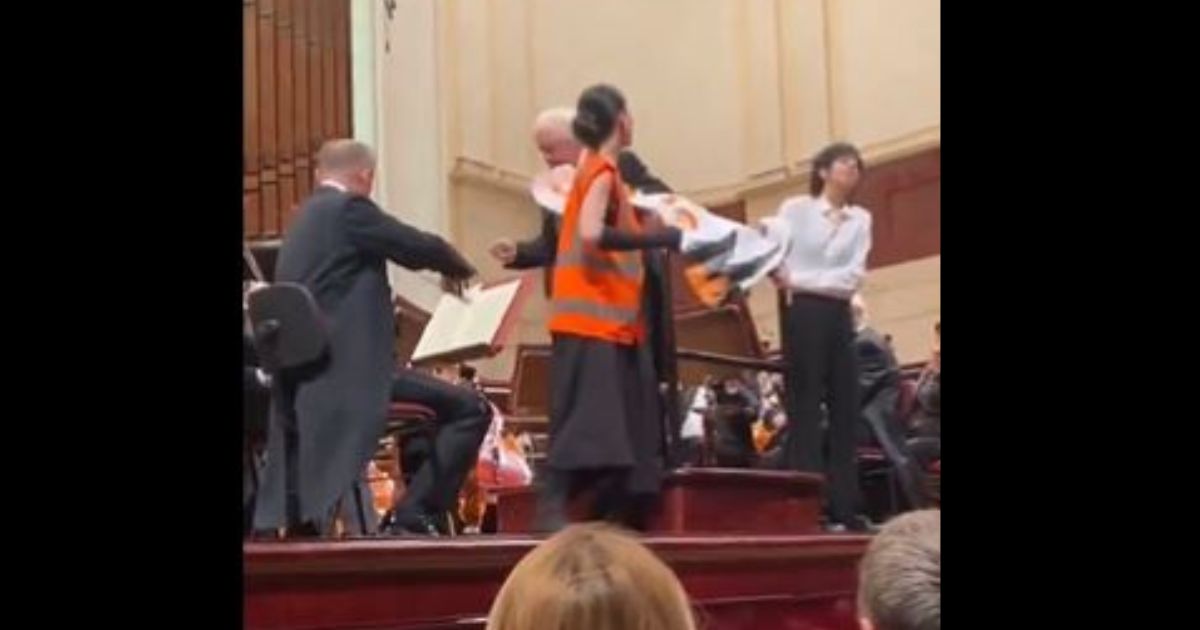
(781, 293, 862, 523)
(389, 368, 493, 521)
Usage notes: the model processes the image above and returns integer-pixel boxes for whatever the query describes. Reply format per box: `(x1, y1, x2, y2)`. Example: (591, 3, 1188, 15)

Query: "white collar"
(817, 194, 851, 212)
(319, 179, 348, 192)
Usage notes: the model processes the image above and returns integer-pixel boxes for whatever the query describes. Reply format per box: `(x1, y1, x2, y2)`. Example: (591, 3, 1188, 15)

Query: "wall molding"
(448, 156, 531, 196)
(448, 125, 940, 207)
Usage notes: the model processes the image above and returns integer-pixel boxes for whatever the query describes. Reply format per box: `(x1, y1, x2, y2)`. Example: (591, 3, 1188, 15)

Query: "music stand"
(247, 283, 332, 536)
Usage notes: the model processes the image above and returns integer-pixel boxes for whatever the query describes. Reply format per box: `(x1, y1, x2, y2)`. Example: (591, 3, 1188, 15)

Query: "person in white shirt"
(772, 142, 873, 532)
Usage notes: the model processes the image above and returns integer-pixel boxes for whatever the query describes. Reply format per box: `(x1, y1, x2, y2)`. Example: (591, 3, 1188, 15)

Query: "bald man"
(253, 139, 486, 537)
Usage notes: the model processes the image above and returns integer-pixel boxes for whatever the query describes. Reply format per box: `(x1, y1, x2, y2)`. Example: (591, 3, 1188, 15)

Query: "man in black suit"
(253, 139, 489, 536)
(852, 295, 926, 508)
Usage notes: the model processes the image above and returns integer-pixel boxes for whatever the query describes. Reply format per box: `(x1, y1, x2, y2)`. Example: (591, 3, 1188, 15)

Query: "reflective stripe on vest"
(555, 242, 643, 279)
(549, 297, 640, 324)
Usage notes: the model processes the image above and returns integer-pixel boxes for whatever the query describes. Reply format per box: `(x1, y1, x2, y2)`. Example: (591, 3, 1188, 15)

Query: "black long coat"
(253, 185, 472, 528)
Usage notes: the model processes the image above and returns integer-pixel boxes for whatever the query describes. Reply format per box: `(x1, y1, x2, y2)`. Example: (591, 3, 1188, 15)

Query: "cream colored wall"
(443, 0, 940, 201)
(861, 255, 940, 365)
(357, 0, 940, 378)
(360, 0, 452, 310)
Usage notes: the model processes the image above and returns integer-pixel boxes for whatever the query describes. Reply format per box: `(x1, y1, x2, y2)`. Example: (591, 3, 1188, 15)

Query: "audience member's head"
(532, 107, 582, 168)
(315, 139, 376, 196)
(572, 84, 632, 152)
(810, 142, 864, 199)
(486, 523, 696, 630)
(857, 509, 940, 630)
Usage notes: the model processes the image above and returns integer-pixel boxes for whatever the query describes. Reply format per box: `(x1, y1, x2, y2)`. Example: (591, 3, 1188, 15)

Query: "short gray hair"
(858, 509, 940, 630)
(315, 139, 376, 173)
(532, 107, 575, 135)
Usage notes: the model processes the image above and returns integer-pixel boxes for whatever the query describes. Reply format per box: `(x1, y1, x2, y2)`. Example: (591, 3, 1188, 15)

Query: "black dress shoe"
(282, 521, 323, 539)
(380, 510, 441, 536)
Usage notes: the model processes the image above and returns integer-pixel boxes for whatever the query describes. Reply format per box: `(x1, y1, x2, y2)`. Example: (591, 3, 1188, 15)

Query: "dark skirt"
(547, 333, 663, 494)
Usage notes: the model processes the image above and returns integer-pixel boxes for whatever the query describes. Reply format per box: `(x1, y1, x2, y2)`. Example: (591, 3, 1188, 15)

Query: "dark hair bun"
(572, 84, 626, 149)
(572, 109, 606, 148)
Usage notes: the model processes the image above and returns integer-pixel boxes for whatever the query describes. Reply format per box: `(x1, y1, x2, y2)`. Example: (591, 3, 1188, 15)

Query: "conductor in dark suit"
(253, 139, 486, 536)
(852, 295, 926, 508)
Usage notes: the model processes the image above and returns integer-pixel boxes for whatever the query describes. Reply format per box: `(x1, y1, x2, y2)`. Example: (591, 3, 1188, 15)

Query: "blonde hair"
(486, 523, 697, 630)
(858, 509, 941, 630)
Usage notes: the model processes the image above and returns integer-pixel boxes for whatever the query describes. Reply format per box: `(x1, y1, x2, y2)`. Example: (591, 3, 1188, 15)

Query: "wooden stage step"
(244, 532, 869, 630)
(494, 468, 825, 535)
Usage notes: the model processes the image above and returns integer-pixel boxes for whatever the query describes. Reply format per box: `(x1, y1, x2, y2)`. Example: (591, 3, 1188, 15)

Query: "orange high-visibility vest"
(548, 152, 645, 345)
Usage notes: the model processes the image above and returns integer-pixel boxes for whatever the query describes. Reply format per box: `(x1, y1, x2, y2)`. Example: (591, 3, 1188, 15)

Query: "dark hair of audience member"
(572, 84, 627, 150)
(486, 523, 697, 630)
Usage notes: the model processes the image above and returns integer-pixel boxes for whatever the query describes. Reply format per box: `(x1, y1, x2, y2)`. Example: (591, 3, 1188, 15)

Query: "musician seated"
(381, 363, 493, 536)
(910, 320, 940, 440)
(751, 373, 788, 469)
(711, 376, 760, 468)
(676, 381, 712, 467)
(752, 371, 787, 461)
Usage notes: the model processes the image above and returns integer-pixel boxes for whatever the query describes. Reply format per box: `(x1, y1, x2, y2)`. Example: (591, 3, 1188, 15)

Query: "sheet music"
(410, 279, 525, 364)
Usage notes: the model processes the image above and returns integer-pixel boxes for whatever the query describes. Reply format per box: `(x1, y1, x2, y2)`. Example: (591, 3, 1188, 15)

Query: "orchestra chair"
(246, 283, 338, 537)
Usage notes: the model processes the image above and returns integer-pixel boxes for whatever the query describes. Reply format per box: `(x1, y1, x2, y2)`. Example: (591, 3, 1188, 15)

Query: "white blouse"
(774, 195, 872, 300)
